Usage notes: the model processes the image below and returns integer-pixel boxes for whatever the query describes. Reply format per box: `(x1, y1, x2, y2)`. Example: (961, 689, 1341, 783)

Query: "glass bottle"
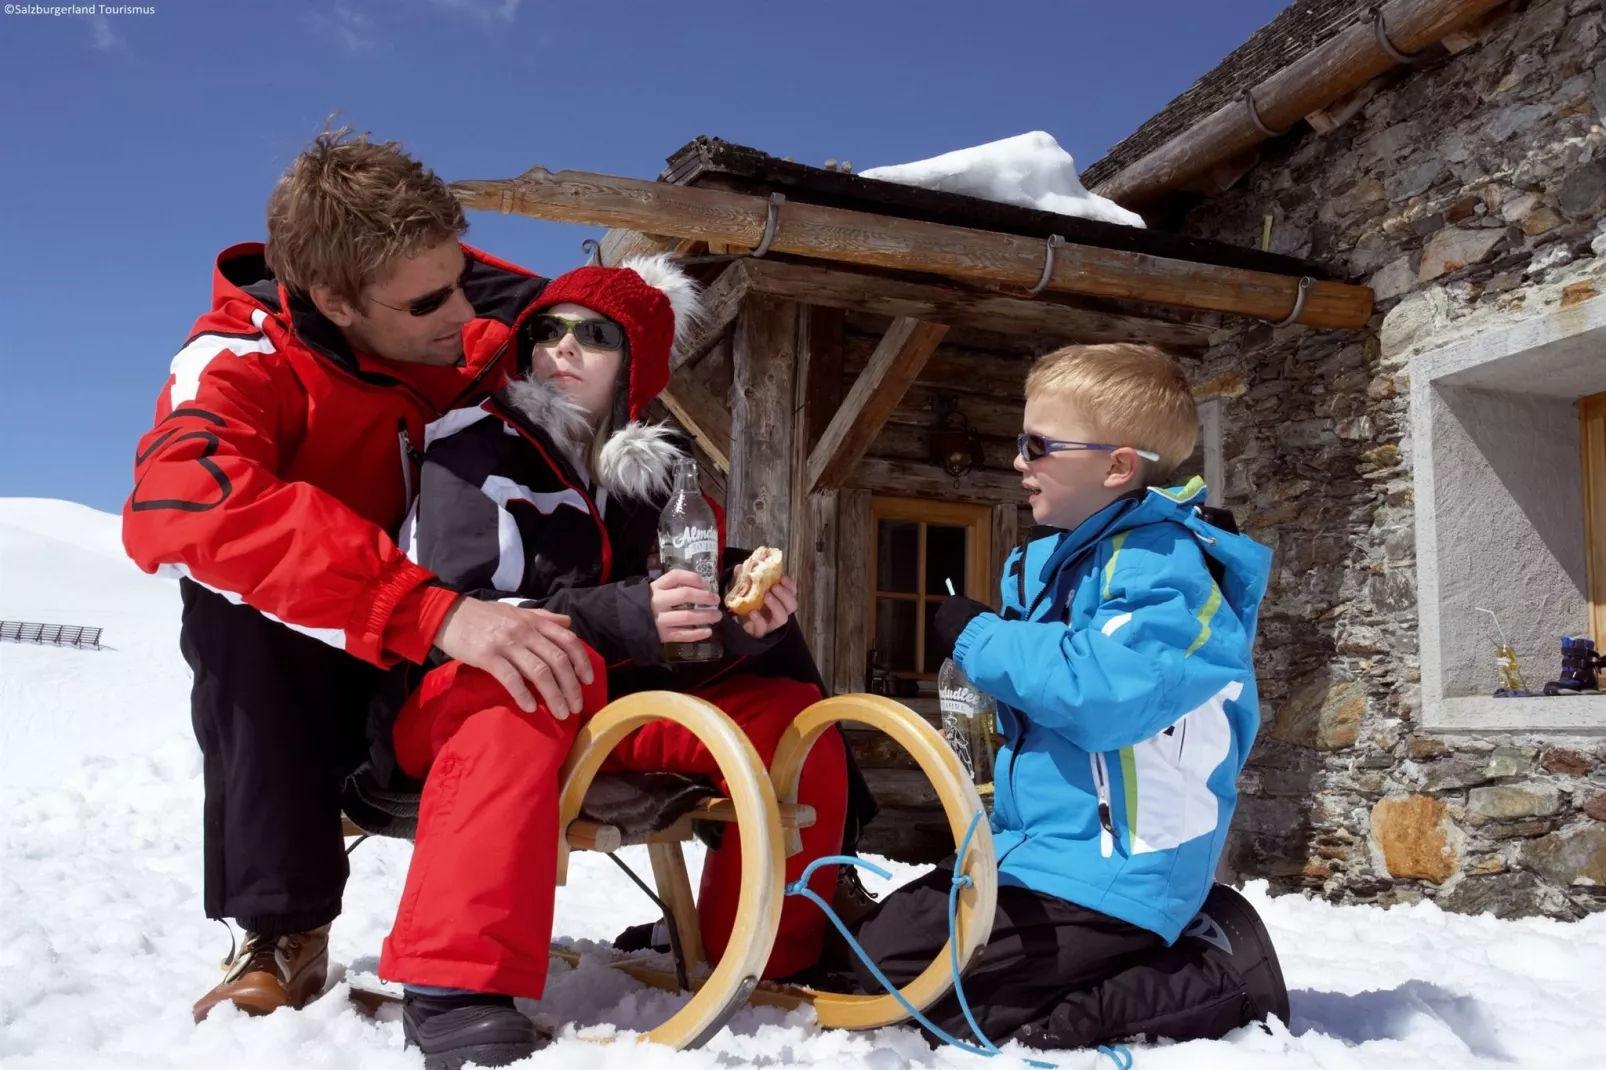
(938, 656, 995, 791)
(658, 457, 723, 664)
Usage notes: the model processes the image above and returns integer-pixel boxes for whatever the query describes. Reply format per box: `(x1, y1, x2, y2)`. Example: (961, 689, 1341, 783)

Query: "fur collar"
(499, 373, 682, 502)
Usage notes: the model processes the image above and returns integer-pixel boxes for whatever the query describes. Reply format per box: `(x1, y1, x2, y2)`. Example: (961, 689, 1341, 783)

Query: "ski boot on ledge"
(1543, 636, 1603, 696)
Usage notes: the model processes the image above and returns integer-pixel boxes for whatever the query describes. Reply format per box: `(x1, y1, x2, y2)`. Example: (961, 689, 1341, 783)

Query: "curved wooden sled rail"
(769, 694, 998, 1031)
(557, 691, 785, 1050)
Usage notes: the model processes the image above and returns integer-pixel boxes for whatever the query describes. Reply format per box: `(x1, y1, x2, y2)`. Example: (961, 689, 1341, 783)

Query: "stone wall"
(1172, 0, 1606, 918)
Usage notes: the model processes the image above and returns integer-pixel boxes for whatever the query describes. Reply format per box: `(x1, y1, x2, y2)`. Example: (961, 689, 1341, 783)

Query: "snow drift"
(3, 497, 1603, 1069)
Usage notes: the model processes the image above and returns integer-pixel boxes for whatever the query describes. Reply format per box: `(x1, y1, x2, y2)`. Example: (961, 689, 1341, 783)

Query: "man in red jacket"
(122, 128, 593, 1031)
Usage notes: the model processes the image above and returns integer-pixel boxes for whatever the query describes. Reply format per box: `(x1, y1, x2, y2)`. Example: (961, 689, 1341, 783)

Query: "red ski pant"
(378, 652, 847, 999)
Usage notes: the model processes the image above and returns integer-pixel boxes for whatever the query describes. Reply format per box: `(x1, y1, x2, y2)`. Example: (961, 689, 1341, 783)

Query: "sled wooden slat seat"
(561, 800, 815, 854)
(340, 799, 814, 853)
(342, 690, 993, 1051)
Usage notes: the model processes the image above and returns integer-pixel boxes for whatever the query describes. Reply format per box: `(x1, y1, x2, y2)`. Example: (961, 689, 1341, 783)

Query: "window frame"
(1582, 391, 1606, 647)
(1409, 298, 1606, 735)
(867, 496, 992, 680)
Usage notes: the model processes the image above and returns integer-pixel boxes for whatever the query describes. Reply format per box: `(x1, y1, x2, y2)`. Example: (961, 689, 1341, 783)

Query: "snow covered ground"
(3, 496, 1604, 1069)
(859, 133, 1145, 229)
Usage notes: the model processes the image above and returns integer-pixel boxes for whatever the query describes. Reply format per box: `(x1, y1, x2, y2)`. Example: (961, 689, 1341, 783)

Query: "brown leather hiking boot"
(192, 925, 330, 1023)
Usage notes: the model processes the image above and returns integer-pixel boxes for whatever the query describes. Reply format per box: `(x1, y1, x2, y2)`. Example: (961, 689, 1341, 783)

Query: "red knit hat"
(525, 254, 703, 421)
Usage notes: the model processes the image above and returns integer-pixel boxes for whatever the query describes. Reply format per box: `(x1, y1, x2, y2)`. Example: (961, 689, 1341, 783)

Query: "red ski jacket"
(123, 241, 549, 667)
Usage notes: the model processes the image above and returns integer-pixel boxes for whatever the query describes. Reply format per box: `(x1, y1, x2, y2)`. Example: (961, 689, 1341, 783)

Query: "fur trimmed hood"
(497, 373, 683, 503)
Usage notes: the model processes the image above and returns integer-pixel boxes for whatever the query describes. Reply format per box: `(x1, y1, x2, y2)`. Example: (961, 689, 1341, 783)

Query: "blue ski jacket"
(953, 479, 1273, 942)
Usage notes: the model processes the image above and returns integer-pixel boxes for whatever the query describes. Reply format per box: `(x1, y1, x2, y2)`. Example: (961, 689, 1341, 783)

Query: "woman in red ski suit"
(378, 255, 852, 1004)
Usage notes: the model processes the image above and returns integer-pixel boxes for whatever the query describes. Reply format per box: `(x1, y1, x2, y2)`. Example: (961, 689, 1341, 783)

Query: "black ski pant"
(851, 860, 1256, 1050)
(180, 581, 392, 936)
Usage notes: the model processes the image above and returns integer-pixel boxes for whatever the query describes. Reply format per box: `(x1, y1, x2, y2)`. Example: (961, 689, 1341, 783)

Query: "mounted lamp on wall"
(933, 394, 985, 479)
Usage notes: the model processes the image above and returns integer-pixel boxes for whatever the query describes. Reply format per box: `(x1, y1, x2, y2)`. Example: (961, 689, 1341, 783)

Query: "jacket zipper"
(1090, 752, 1116, 858)
(397, 420, 416, 507)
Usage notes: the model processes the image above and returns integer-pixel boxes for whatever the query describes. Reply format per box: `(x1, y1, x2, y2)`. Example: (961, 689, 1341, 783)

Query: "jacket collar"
(486, 373, 683, 503)
(1038, 476, 1272, 634)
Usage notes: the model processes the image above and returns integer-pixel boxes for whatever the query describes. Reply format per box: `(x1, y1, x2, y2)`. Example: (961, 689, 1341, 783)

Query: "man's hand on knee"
(433, 598, 594, 717)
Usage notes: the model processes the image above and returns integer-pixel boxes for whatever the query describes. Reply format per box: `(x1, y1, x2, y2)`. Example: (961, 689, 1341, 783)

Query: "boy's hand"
(650, 569, 724, 644)
(737, 575, 797, 640)
(933, 596, 992, 663)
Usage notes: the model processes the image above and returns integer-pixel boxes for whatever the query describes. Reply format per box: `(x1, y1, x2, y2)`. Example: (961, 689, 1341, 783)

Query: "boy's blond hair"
(1024, 343, 1198, 481)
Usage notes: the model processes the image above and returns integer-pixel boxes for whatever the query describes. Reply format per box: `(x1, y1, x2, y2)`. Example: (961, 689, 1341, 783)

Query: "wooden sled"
(345, 691, 995, 1050)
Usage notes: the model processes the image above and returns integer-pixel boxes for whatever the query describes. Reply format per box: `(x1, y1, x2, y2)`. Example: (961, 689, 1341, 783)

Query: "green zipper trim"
(1119, 746, 1139, 852)
(1153, 475, 1207, 503)
(1185, 582, 1223, 658)
(1102, 531, 1130, 599)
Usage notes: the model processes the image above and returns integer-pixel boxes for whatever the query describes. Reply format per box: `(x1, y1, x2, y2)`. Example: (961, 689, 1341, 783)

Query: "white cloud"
(89, 15, 123, 51)
(303, 2, 386, 54)
(428, 0, 522, 25)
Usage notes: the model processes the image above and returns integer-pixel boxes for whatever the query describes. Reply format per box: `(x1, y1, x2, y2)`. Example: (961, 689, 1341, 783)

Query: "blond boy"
(851, 344, 1288, 1050)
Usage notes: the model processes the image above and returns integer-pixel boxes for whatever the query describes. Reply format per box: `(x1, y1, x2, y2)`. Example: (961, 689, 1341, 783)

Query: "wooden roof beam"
(659, 372, 731, 473)
(806, 318, 949, 493)
(672, 260, 749, 372)
(452, 167, 1373, 328)
(1094, 0, 1512, 207)
(738, 259, 1211, 348)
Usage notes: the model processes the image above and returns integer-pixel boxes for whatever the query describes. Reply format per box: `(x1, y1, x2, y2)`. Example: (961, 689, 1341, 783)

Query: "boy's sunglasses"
(1017, 433, 1161, 464)
(370, 259, 475, 317)
(528, 314, 627, 351)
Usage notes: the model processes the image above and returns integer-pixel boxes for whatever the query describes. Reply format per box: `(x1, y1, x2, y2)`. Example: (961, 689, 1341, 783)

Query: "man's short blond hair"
(1024, 343, 1198, 480)
(264, 125, 468, 306)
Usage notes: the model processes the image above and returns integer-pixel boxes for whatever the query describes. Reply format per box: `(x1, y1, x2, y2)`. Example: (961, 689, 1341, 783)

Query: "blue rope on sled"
(784, 809, 1133, 1070)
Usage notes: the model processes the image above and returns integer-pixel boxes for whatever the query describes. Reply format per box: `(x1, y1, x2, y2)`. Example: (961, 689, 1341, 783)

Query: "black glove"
(933, 596, 992, 664)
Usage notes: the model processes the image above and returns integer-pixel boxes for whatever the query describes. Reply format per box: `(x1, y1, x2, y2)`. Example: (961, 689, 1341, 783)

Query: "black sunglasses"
(370, 258, 474, 317)
(528, 314, 627, 351)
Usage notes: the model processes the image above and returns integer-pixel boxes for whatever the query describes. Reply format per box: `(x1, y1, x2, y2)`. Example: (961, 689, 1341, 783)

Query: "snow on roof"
(859, 131, 1146, 229)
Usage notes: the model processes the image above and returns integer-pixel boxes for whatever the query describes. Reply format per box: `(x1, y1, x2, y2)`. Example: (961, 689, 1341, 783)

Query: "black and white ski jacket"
(404, 374, 821, 695)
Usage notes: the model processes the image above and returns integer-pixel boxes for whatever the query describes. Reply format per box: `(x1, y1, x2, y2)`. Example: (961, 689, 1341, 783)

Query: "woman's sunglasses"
(1017, 432, 1161, 464)
(370, 259, 475, 317)
(528, 314, 627, 351)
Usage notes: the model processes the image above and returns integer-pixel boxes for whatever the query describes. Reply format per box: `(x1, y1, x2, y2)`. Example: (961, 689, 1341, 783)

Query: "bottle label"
(663, 526, 719, 560)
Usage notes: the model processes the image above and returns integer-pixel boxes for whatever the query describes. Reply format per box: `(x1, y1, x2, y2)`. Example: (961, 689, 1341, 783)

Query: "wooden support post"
(728, 296, 799, 550)
(806, 318, 949, 493)
(791, 306, 845, 670)
(647, 842, 708, 973)
(660, 372, 732, 473)
(802, 490, 839, 688)
(833, 489, 871, 696)
(988, 504, 1020, 613)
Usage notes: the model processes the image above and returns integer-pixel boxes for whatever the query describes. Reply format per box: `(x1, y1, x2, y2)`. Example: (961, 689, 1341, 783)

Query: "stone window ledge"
(1425, 696, 1606, 735)
(1409, 289, 1606, 735)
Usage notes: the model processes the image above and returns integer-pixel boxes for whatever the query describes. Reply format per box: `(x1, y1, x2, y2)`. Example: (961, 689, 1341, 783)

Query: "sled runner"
(342, 692, 996, 1049)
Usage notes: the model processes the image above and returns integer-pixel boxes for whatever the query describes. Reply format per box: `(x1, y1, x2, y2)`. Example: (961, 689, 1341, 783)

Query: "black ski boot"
(612, 919, 671, 954)
(1183, 884, 1291, 1027)
(1544, 636, 1601, 695)
(401, 990, 548, 1070)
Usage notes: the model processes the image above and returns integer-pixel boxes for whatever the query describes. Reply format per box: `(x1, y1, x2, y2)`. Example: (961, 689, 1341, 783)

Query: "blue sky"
(0, 0, 1286, 513)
